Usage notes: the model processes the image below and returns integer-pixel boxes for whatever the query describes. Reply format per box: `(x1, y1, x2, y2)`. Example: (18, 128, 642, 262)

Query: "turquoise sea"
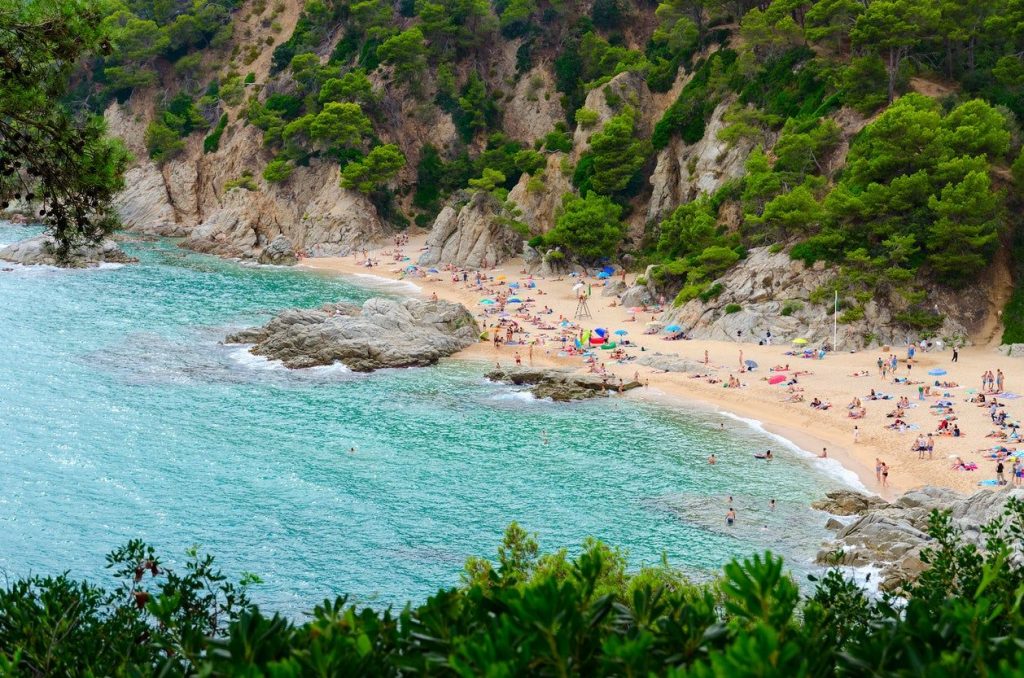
(0, 222, 852, 614)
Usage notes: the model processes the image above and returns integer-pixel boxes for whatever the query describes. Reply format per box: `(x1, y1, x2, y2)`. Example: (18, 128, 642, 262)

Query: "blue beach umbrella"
(614, 329, 628, 336)
(428, 268, 439, 273)
(480, 298, 496, 305)
(597, 271, 610, 279)
(928, 368, 947, 376)
(508, 297, 523, 303)
(665, 324, 682, 333)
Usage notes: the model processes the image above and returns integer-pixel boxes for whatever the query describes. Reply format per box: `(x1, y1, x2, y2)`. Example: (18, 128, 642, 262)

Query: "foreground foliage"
(4, 500, 1024, 675)
(0, 0, 129, 256)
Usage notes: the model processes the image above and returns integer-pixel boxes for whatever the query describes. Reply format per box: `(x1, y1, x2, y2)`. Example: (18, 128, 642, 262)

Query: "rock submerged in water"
(0, 234, 137, 268)
(225, 298, 478, 371)
(486, 366, 642, 401)
(814, 487, 1024, 591)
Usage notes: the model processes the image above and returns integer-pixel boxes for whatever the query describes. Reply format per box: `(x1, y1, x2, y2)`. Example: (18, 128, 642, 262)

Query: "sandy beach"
(302, 234, 1024, 499)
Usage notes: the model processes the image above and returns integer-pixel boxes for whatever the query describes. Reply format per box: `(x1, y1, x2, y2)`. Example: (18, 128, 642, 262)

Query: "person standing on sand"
(997, 460, 1006, 485)
(704, 349, 709, 365)
(514, 352, 522, 366)
(875, 458, 882, 483)
(952, 346, 958, 362)
(853, 425, 860, 443)
(880, 462, 889, 487)
(739, 349, 744, 370)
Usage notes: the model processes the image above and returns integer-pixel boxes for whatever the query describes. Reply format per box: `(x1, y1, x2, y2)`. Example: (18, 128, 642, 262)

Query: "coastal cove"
(0, 223, 852, 614)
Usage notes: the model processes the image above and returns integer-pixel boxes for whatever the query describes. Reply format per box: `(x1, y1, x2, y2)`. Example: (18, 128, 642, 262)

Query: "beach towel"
(978, 479, 1000, 486)
(1001, 393, 1022, 400)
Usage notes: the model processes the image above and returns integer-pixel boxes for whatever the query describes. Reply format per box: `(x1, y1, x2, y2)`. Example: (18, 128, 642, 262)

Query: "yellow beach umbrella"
(793, 338, 808, 345)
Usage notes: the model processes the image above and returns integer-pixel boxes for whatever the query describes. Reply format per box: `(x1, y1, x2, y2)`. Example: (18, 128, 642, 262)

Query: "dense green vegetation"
(10, 0, 1024, 328)
(5, 500, 1024, 675)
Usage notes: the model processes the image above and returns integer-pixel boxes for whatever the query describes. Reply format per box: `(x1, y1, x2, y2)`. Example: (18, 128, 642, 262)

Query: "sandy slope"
(301, 234, 1024, 500)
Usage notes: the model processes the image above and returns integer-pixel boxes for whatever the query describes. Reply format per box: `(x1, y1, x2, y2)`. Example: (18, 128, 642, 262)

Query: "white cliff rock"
(648, 96, 756, 223)
(507, 153, 573, 235)
(502, 66, 564, 145)
(419, 192, 524, 269)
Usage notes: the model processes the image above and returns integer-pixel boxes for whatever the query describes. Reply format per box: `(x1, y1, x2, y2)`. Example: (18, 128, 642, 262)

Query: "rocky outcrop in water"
(258, 235, 298, 265)
(0, 234, 137, 268)
(486, 366, 642, 401)
(815, 487, 1024, 591)
(419, 192, 525, 269)
(225, 298, 478, 371)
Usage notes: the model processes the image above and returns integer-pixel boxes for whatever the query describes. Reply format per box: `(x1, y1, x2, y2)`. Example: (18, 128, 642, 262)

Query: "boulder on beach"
(0, 234, 137, 267)
(225, 297, 478, 371)
(815, 487, 1024, 591)
(486, 366, 642, 401)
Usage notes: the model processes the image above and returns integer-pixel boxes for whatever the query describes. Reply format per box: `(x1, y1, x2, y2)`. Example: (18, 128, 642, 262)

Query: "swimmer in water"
(765, 450, 773, 461)
(726, 507, 736, 526)
(708, 453, 717, 465)
(769, 498, 776, 510)
(541, 430, 549, 445)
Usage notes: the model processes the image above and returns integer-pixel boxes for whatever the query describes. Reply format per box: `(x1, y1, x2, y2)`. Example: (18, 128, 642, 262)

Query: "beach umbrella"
(480, 298, 496, 305)
(509, 282, 520, 288)
(496, 274, 507, 280)
(597, 271, 610, 279)
(405, 265, 417, 271)
(508, 297, 523, 303)
(769, 374, 786, 385)
(665, 324, 682, 332)
(745, 359, 758, 369)
(793, 338, 808, 344)
(428, 268, 439, 273)
(614, 329, 628, 336)
(928, 368, 947, 376)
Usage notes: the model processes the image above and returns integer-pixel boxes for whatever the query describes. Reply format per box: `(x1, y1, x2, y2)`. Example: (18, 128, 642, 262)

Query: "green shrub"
(262, 158, 293, 183)
(780, 300, 803, 316)
(202, 114, 229, 153)
(244, 73, 256, 84)
(224, 171, 258, 191)
(574, 107, 600, 128)
(724, 303, 742, 314)
(674, 284, 702, 306)
(895, 308, 945, 331)
(698, 282, 724, 302)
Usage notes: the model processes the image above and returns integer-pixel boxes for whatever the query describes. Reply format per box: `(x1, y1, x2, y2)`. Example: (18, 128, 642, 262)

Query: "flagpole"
(833, 290, 838, 353)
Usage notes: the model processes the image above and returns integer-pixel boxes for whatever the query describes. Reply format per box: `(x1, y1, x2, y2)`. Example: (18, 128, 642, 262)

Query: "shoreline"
(301, 235, 1024, 500)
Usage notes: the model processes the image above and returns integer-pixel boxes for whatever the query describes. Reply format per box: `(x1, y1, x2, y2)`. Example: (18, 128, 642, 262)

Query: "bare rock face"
(816, 487, 1024, 591)
(661, 246, 978, 349)
(115, 165, 185, 236)
(419, 192, 524, 269)
(502, 66, 564, 145)
(258, 235, 298, 265)
(0, 234, 137, 267)
(486, 366, 642, 401)
(507, 153, 573, 235)
(107, 101, 384, 259)
(225, 298, 479, 371)
(648, 96, 756, 223)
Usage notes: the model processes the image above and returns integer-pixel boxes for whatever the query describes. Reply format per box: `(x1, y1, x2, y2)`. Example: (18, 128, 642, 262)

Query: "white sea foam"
(719, 410, 871, 493)
(307, 361, 352, 375)
(228, 345, 287, 371)
(490, 390, 537, 403)
(351, 272, 422, 294)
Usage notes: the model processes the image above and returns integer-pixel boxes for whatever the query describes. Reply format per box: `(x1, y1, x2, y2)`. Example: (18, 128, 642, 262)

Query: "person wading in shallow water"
(726, 507, 736, 526)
